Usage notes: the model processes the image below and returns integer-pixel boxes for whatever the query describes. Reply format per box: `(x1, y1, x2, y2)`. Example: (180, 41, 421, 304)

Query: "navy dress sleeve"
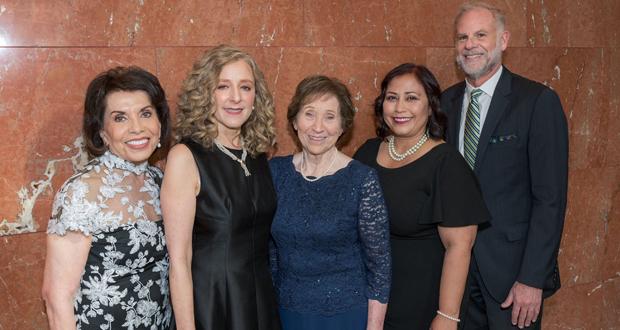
(268, 158, 284, 281)
(357, 169, 391, 303)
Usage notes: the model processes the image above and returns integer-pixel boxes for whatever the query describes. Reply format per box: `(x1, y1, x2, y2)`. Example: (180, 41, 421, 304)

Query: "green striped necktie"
(464, 88, 483, 169)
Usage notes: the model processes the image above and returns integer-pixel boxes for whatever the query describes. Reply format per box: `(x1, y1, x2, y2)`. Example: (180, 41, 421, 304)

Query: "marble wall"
(0, 0, 617, 328)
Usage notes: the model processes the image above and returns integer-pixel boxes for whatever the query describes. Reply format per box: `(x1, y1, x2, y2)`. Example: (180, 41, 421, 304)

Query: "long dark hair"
(374, 63, 447, 140)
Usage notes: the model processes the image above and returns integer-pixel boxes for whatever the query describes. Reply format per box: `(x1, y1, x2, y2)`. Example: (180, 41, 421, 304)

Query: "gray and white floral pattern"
(48, 151, 171, 329)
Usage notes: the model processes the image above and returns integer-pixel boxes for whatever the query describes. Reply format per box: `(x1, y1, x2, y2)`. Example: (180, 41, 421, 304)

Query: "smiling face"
(293, 93, 343, 156)
(213, 59, 256, 138)
(455, 7, 509, 85)
(382, 74, 430, 140)
(100, 90, 161, 164)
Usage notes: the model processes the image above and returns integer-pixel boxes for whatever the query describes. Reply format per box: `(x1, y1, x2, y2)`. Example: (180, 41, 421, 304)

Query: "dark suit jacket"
(441, 67, 568, 303)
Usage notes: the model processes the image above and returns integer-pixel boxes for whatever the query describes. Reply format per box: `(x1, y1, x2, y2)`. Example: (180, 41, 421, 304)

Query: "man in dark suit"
(441, 2, 568, 329)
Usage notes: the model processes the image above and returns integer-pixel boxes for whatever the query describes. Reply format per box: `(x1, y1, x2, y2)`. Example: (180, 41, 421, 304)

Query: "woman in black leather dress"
(161, 45, 280, 330)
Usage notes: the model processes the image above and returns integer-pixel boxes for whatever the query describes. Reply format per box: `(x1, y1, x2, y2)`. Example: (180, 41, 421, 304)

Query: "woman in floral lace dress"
(42, 66, 173, 329)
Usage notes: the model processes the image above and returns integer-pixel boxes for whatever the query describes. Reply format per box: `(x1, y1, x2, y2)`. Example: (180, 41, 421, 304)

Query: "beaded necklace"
(387, 133, 428, 161)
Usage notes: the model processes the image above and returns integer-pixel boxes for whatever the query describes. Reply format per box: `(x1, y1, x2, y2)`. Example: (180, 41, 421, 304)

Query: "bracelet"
(436, 310, 460, 322)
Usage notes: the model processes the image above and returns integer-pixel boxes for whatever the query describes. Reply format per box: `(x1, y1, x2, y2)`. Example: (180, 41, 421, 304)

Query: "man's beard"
(456, 40, 503, 81)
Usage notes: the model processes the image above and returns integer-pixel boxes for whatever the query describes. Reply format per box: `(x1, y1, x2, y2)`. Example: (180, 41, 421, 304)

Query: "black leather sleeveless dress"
(181, 139, 280, 330)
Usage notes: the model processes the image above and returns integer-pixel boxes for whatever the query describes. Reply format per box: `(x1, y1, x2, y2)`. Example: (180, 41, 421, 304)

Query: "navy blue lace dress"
(269, 156, 391, 329)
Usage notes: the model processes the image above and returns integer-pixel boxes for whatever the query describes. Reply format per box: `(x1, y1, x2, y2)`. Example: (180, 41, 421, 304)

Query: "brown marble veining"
(527, 0, 620, 48)
(603, 47, 620, 168)
(0, 0, 306, 47)
(0, 233, 47, 329)
(0, 0, 618, 328)
(303, 0, 527, 47)
(0, 48, 157, 232)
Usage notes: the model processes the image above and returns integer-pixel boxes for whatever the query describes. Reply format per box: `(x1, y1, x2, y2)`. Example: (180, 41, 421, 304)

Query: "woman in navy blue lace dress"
(269, 75, 391, 330)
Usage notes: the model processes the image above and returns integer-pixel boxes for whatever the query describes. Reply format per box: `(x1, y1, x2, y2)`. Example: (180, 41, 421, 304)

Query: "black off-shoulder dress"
(354, 139, 490, 330)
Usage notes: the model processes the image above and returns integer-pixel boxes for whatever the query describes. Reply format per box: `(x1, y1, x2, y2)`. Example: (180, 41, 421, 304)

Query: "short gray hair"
(454, 1, 506, 32)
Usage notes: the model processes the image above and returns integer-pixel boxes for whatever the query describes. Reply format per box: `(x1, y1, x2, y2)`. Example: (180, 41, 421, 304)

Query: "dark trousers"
(460, 256, 543, 330)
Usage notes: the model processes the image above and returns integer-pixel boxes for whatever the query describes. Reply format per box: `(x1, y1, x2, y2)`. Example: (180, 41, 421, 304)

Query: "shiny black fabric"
(177, 139, 280, 330)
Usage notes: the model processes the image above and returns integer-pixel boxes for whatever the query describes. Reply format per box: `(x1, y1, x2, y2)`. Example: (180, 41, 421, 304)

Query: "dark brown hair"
(374, 63, 446, 140)
(82, 66, 171, 162)
(287, 75, 356, 147)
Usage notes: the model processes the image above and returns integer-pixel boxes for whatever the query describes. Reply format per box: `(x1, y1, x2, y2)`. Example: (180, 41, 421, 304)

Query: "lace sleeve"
(358, 169, 391, 303)
(46, 175, 101, 236)
(268, 158, 281, 284)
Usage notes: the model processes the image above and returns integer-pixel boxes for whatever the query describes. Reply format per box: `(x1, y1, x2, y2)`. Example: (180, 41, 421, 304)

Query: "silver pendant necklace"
(387, 133, 428, 161)
(214, 139, 251, 176)
(300, 149, 337, 182)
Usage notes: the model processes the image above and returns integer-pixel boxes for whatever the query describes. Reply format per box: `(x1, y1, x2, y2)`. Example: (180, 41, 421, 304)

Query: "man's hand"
(501, 281, 542, 328)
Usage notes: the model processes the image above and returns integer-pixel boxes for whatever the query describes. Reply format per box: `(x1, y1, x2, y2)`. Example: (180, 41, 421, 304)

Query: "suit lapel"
(474, 67, 513, 173)
(447, 82, 466, 146)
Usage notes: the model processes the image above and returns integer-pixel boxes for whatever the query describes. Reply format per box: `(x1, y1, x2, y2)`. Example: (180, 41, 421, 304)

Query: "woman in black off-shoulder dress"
(354, 63, 490, 330)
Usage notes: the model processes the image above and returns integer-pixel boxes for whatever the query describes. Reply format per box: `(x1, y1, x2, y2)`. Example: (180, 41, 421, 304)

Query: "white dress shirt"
(458, 66, 503, 155)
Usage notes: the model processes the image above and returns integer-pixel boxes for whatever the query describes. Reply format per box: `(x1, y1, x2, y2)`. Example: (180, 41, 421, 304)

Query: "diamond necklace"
(213, 139, 251, 176)
(300, 149, 337, 182)
(387, 133, 428, 161)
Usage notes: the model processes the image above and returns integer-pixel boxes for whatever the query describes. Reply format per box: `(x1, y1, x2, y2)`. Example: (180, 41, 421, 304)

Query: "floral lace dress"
(47, 151, 172, 329)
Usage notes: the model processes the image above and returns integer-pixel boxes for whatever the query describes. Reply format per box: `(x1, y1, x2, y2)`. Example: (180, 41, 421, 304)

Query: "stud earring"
(157, 142, 161, 148)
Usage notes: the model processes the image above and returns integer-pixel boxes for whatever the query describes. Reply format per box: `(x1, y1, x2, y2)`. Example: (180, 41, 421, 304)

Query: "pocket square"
(489, 134, 518, 144)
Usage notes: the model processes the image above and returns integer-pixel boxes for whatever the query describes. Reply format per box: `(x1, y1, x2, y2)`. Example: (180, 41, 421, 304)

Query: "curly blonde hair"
(175, 45, 276, 156)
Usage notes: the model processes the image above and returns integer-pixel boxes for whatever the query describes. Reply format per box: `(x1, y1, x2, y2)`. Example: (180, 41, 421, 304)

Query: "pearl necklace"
(387, 133, 428, 161)
(214, 139, 251, 176)
(300, 149, 337, 182)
